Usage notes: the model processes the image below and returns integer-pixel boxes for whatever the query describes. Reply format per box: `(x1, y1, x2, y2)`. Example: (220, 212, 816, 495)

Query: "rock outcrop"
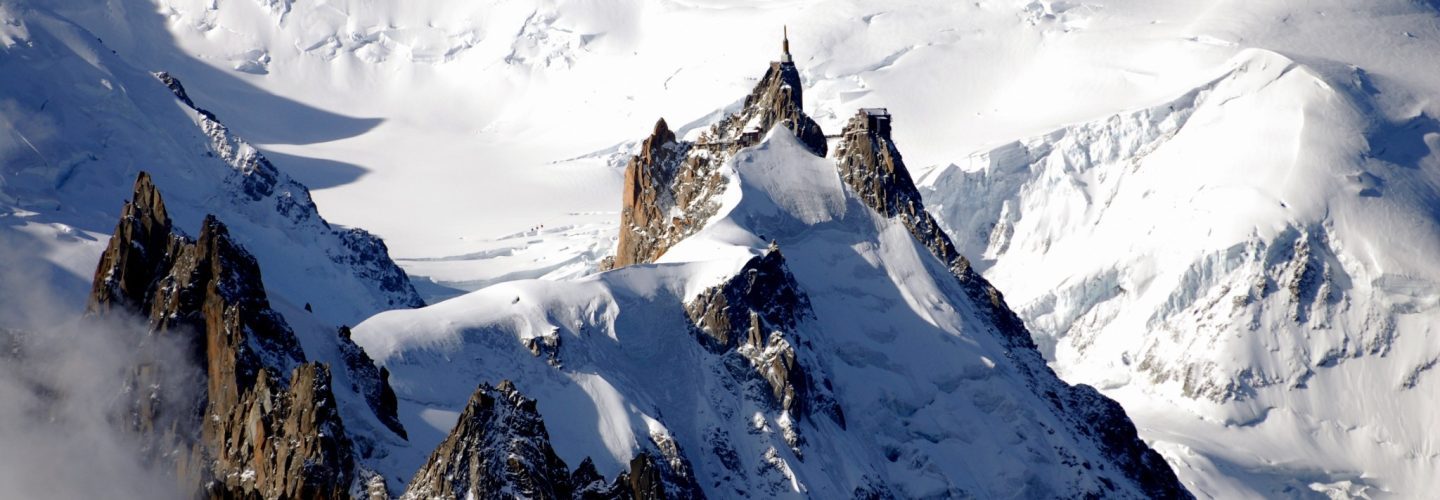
(207, 363, 355, 499)
(338, 326, 408, 439)
(404, 381, 702, 500)
(708, 61, 827, 156)
(87, 172, 365, 498)
(834, 108, 1190, 498)
(612, 118, 698, 268)
(87, 171, 178, 315)
(684, 247, 843, 431)
(609, 57, 827, 269)
(402, 381, 573, 500)
(834, 109, 1037, 349)
(835, 109, 967, 277)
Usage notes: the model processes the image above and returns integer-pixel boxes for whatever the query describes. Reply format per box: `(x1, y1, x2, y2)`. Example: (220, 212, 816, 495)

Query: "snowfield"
(4, 0, 1440, 497)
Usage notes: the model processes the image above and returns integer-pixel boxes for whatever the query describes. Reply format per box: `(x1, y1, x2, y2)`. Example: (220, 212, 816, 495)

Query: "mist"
(0, 227, 191, 500)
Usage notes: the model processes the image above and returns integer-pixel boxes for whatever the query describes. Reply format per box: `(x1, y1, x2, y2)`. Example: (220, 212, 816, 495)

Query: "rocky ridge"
(403, 381, 701, 500)
(154, 71, 424, 316)
(87, 172, 396, 499)
(609, 56, 827, 269)
(684, 246, 845, 445)
(89, 172, 704, 499)
(834, 108, 1039, 351)
(833, 109, 1189, 499)
(562, 44, 1190, 498)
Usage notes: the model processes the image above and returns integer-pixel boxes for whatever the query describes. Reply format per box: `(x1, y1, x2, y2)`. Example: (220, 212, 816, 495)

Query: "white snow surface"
(0, 1, 421, 328)
(355, 128, 1160, 497)
(920, 38, 1440, 500)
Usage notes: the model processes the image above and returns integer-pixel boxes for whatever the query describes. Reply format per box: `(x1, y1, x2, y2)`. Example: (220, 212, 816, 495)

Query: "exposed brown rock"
(88, 171, 177, 314)
(684, 248, 844, 433)
(401, 380, 574, 500)
(834, 110, 1191, 498)
(206, 363, 355, 499)
(624, 454, 667, 500)
(608, 58, 828, 270)
(87, 172, 359, 499)
(834, 109, 1036, 349)
(611, 118, 709, 268)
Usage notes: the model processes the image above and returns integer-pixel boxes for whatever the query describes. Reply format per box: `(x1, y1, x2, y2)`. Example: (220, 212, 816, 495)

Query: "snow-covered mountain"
(919, 45, 1440, 497)
(4, 13, 1191, 494)
(6, 0, 1440, 497)
(344, 48, 1187, 497)
(0, 1, 422, 329)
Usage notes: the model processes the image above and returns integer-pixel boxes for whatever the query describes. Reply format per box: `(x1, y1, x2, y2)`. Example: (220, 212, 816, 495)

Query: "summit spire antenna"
(781, 25, 793, 63)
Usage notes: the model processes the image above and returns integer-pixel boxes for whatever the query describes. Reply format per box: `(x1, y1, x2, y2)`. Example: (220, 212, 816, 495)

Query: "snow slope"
(0, 2, 421, 329)
(353, 125, 1182, 497)
(920, 42, 1440, 500)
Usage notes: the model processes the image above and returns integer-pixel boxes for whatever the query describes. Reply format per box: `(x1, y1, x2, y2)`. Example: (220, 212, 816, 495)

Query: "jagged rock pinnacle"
(87, 171, 175, 314)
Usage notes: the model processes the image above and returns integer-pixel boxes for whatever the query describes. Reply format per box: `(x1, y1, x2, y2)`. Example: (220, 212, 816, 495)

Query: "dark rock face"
(684, 248, 843, 430)
(87, 173, 361, 499)
(338, 326, 407, 439)
(570, 458, 630, 500)
(710, 61, 827, 156)
(834, 109, 1038, 350)
(609, 59, 827, 270)
(87, 171, 176, 315)
(404, 380, 704, 500)
(835, 110, 968, 277)
(1060, 384, 1194, 500)
(402, 380, 573, 500)
(834, 109, 1190, 498)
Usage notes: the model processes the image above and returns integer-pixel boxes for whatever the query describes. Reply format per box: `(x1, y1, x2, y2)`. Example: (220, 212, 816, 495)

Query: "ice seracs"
(919, 47, 1440, 496)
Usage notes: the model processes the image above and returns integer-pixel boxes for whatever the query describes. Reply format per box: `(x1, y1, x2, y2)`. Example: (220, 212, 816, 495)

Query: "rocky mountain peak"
(87, 172, 177, 315)
(832, 108, 1043, 350)
(609, 52, 828, 269)
(611, 118, 689, 268)
(404, 379, 703, 500)
(835, 109, 966, 274)
(401, 381, 575, 500)
(713, 59, 826, 156)
(86, 172, 370, 498)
